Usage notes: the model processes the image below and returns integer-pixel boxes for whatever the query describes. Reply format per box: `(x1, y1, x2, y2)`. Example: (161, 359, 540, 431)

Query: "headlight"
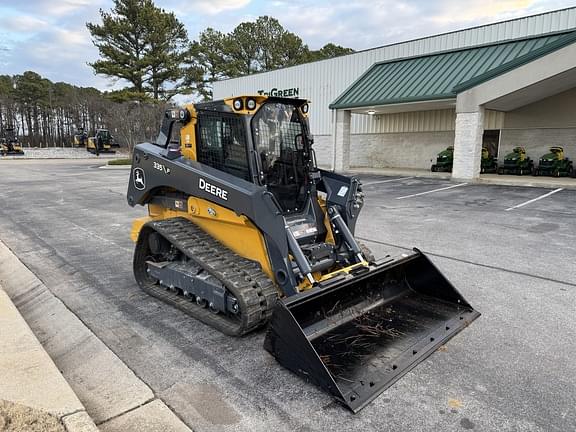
(233, 98, 243, 110)
(301, 104, 309, 114)
(246, 98, 256, 110)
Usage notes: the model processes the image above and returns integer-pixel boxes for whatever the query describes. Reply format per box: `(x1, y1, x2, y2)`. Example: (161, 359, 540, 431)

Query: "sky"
(0, 0, 575, 91)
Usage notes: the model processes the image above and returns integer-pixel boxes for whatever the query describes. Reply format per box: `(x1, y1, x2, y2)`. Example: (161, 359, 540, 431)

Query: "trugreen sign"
(257, 87, 299, 97)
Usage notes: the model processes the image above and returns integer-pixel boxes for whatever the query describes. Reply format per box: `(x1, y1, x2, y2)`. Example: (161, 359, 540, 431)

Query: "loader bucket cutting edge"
(263, 250, 480, 413)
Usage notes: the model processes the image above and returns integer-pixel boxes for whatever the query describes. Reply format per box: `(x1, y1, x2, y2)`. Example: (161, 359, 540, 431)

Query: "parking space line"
(505, 188, 564, 212)
(362, 176, 415, 186)
(395, 183, 468, 200)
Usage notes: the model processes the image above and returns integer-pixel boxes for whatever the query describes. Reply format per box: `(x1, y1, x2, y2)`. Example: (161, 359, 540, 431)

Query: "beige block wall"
(313, 135, 332, 168)
(500, 87, 576, 160)
(350, 131, 455, 169)
(503, 87, 576, 129)
(499, 128, 576, 160)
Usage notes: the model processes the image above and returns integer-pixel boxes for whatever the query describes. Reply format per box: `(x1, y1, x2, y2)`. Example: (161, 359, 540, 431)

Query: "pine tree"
(87, 0, 189, 101)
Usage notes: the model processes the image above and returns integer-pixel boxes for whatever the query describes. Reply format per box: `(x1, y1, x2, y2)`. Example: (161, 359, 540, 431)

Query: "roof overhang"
(457, 41, 576, 112)
(350, 98, 456, 115)
(331, 31, 576, 112)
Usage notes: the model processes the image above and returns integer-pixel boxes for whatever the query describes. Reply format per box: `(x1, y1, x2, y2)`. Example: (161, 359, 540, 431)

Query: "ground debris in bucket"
(310, 290, 466, 386)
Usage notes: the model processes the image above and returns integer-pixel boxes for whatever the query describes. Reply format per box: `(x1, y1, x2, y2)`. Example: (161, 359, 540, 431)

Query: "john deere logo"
(133, 168, 146, 191)
(257, 87, 299, 97)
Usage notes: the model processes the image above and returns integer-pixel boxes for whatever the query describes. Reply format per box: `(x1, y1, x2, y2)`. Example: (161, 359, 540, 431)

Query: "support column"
(333, 110, 351, 172)
(452, 107, 484, 181)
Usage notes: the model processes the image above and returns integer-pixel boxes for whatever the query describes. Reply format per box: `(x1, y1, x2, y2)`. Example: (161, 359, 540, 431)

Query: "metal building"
(213, 7, 576, 179)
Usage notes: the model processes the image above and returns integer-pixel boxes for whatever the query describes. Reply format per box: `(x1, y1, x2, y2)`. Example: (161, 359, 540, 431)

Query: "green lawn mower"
(480, 147, 498, 173)
(533, 146, 573, 177)
(431, 146, 453, 172)
(497, 147, 533, 175)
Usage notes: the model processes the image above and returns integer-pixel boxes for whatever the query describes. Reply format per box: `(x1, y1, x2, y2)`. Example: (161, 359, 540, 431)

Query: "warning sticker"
(337, 186, 348, 197)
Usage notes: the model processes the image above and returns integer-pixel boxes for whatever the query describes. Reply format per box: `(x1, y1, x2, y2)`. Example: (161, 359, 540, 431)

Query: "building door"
(483, 130, 500, 158)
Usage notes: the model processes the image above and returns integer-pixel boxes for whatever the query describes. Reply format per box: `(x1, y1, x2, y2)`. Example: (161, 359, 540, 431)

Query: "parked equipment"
(533, 146, 573, 177)
(431, 146, 453, 172)
(87, 129, 115, 154)
(497, 147, 533, 175)
(127, 96, 479, 412)
(480, 147, 498, 173)
(73, 128, 88, 147)
(0, 128, 24, 156)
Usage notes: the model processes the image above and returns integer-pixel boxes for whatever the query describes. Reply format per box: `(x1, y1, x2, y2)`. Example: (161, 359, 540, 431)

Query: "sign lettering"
(257, 87, 299, 98)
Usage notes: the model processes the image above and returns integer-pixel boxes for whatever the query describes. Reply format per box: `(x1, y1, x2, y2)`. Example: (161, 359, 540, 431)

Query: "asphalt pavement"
(0, 159, 574, 432)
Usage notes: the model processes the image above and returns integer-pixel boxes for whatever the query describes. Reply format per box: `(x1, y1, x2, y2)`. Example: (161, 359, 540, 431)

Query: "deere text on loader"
(127, 96, 480, 412)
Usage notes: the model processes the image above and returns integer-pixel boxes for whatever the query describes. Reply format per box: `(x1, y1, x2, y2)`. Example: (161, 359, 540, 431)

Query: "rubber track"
(135, 217, 278, 336)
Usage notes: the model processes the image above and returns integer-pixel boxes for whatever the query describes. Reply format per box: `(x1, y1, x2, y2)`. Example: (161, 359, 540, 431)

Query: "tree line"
(0, 71, 164, 150)
(88, 0, 354, 100)
(0, 0, 353, 147)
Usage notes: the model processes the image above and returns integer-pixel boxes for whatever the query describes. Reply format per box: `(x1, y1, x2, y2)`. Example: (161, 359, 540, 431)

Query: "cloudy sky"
(0, 0, 574, 90)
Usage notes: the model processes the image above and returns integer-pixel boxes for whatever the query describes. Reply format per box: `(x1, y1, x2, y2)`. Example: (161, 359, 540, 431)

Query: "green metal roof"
(330, 31, 576, 110)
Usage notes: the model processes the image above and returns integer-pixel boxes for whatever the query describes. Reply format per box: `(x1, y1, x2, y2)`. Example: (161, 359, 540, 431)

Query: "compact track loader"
(87, 129, 115, 155)
(73, 128, 88, 147)
(127, 96, 479, 412)
(1, 128, 24, 156)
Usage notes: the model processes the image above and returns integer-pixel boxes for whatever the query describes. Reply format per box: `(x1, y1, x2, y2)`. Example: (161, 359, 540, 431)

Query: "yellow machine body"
(130, 95, 331, 291)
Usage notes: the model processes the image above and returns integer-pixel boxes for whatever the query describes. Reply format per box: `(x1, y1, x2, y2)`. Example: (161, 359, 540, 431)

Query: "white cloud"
(177, 0, 251, 15)
(0, 15, 49, 32)
(28, 0, 100, 17)
(1, 0, 574, 91)
(201, 0, 251, 14)
(429, 0, 536, 24)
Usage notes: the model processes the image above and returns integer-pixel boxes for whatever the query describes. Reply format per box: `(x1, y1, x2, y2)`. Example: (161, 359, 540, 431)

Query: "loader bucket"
(263, 250, 480, 413)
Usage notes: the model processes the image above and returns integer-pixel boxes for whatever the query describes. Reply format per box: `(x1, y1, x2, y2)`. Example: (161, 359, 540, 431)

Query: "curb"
(99, 165, 132, 170)
(346, 168, 576, 189)
(0, 239, 193, 432)
(0, 286, 99, 432)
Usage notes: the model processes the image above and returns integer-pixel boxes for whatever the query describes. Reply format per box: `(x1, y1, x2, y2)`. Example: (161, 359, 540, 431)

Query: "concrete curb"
(99, 165, 132, 170)
(0, 148, 129, 160)
(0, 239, 193, 432)
(346, 167, 576, 189)
(0, 287, 99, 432)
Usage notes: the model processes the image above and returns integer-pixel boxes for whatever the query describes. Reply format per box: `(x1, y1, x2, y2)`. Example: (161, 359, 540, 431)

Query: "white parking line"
(395, 183, 468, 200)
(505, 188, 564, 212)
(362, 176, 415, 186)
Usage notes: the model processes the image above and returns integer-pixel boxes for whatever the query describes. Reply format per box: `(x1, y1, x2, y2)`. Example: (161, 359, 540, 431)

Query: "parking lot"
(0, 159, 574, 432)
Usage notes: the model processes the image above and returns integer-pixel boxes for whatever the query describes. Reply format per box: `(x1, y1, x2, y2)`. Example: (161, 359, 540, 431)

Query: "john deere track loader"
(1, 128, 24, 156)
(87, 129, 115, 155)
(73, 128, 88, 148)
(127, 96, 479, 412)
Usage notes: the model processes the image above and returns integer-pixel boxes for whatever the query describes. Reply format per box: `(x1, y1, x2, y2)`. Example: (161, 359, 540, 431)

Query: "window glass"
(197, 112, 251, 181)
(252, 102, 309, 212)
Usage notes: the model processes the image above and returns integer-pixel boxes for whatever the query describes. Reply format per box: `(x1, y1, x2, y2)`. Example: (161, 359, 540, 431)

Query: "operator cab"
(251, 101, 313, 213)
